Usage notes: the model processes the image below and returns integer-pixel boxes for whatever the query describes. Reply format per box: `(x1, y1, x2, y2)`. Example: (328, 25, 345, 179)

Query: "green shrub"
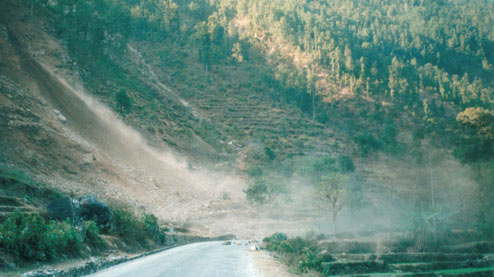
(143, 214, 165, 244)
(353, 132, 383, 156)
(244, 180, 269, 205)
(299, 247, 334, 273)
(0, 210, 82, 261)
(112, 210, 146, 243)
(42, 220, 81, 259)
(264, 147, 276, 161)
(339, 155, 355, 173)
(115, 88, 133, 116)
(263, 233, 334, 274)
(245, 166, 263, 177)
(143, 214, 158, 235)
(53, 220, 82, 256)
(0, 210, 45, 260)
(112, 210, 168, 245)
(84, 221, 105, 248)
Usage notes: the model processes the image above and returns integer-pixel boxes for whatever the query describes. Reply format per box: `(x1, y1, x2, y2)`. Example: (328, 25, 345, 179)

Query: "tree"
(454, 107, 494, 163)
(231, 42, 244, 63)
(344, 45, 354, 72)
(195, 23, 211, 71)
(244, 179, 269, 207)
(115, 89, 132, 117)
(316, 173, 346, 239)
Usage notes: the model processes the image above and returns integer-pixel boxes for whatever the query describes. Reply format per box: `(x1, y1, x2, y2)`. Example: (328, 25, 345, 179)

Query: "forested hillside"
(30, 0, 494, 153)
(3, 0, 494, 259)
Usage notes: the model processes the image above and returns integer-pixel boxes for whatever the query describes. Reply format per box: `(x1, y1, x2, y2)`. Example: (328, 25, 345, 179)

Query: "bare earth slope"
(0, 1, 246, 237)
(0, 1, 334, 239)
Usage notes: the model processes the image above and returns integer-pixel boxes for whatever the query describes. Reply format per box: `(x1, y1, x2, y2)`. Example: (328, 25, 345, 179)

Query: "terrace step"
(322, 261, 388, 275)
(0, 196, 23, 206)
(378, 253, 485, 263)
(331, 253, 488, 263)
(337, 267, 494, 276)
(389, 259, 494, 273)
(0, 206, 31, 212)
(324, 253, 494, 276)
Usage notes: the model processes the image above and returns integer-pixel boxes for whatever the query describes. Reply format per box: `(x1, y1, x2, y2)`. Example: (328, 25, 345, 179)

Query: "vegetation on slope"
(28, 0, 493, 158)
(263, 233, 335, 275)
(20, 0, 494, 244)
(0, 168, 174, 271)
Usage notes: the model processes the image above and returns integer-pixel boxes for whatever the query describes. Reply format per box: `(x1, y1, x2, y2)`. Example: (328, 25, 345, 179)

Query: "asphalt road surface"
(88, 241, 261, 277)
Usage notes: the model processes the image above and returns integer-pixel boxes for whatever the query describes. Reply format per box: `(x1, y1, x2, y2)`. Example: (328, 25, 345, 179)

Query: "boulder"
(54, 109, 67, 123)
(79, 194, 97, 206)
(47, 197, 80, 222)
(79, 194, 112, 227)
(47, 195, 111, 227)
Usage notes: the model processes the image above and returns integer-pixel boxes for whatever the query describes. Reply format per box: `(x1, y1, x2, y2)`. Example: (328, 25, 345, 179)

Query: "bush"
(143, 214, 158, 236)
(299, 248, 334, 273)
(84, 221, 105, 248)
(51, 220, 82, 256)
(112, 210, 147, 244)
(245, 166, 263, 178)
(339, 155, 355, 172)
(0, 210, 82, 261)
(112, 209, 170, 246)
(353, 132, 382, 156)
(115, 89, 132, 116)
(263, 233, 334, 274)
(143, 214, 166, 244)
(244, 180, 269, 206)
(264, 147, 276, 161)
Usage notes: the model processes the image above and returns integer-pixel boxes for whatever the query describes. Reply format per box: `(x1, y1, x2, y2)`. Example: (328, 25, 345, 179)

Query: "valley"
(0, 0, 493, 276)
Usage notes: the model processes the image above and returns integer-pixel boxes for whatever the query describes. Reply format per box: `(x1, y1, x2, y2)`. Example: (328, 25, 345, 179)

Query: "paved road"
(88, 241, 261, 277)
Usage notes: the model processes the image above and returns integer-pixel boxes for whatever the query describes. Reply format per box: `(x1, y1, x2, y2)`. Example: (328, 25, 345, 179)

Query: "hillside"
(0, 0, 344, 239)
(0, 0, 493, 274)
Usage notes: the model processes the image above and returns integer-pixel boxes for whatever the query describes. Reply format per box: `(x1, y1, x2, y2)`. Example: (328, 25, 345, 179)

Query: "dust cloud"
(27, 59, 250, 235)
(28, 58, 480, 240)
(233, 150, 481, 240)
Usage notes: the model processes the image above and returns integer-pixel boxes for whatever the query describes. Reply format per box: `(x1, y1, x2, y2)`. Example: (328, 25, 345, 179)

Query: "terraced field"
(132, 42, 349, 164)
(0, 172, 61, 221)
(324, 252, 494, 276)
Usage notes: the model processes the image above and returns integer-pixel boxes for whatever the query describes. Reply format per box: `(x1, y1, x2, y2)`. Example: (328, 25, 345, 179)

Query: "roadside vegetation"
(262, 233, 334, 275)
(0, 168, 174, 271)
(0, 211, 87, 261)
(263, 232, 494, 276)
(6, 0, 494, 273)
(0, 209, 171, 266)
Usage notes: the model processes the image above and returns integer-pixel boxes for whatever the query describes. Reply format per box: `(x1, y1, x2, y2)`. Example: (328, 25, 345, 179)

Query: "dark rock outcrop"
(47, 197, 80, 222)
(79, 194, 112, 227)
(47, 195, 111, 226)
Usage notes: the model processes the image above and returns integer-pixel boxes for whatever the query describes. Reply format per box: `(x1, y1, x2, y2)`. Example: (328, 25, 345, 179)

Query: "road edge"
(22, 235, 236, 277)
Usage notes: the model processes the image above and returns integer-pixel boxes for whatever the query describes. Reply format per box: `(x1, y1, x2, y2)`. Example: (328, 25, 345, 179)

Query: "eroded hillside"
(0, 0, 492, 245)
(0, 0, 345, 239)
(0, 1, 246, 237)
